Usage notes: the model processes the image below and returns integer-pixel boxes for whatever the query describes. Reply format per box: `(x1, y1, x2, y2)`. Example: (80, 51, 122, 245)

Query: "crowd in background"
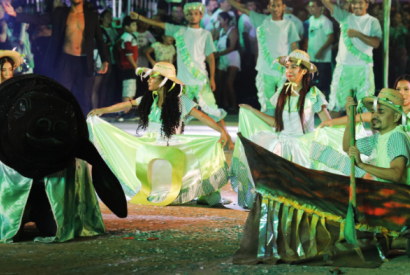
(0, 0, 410, 119)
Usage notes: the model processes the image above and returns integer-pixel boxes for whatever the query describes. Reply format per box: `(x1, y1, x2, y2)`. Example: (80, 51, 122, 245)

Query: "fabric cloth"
(284, 13, 303, 53)
(216, 27, 241, 71)
(230, 86, 328, 208)
(332, 6, 382, 66)
(238, 14, 256, 54)
(15, 7, 109, 77)
(328, 63, 375, 111)
(233, 134, 410, 268)
(0, 159, 105, 243)
(206, 8, 237, 31)
(151, 42, 176, 63)
(256, 72, 286, 113)
(87, 95, 228, 205)
(250, 11, 299, 76)
(54, 53, 94, 115)
(307, 14, 333, 63)
(310, 123, 370, 177)
(119, 32, 138, 70)
(165, 23, 216, 86)
(133, 31, 156, 68)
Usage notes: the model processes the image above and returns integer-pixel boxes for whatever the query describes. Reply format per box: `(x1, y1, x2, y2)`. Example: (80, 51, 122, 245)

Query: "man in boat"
(344, 88, 410, 184)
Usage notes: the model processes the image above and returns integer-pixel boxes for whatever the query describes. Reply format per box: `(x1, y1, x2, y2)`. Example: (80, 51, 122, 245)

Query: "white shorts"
(122, 79, 137, 98)
(218, 50, 241, 72)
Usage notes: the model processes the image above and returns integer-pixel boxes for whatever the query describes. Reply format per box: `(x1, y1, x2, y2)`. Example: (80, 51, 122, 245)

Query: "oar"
(344, 89, 358, 245)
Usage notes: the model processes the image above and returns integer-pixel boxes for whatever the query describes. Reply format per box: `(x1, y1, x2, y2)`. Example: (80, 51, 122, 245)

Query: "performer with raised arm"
(130, 3, 234, 149)
(227, 0, 300, 116)
(321, 0, 382, 117)
(88, 62, 231, 206)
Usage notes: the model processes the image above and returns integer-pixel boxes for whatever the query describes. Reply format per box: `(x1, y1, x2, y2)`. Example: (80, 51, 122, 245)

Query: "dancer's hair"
(274, 63, 311, 133)
(394, 75, 410, 89)
(137, 77, 182, 139)
(0, 57, 15, 71)
(219, 12, 232, 23)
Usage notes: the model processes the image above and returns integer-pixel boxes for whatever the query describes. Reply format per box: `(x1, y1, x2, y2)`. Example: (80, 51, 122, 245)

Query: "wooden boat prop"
(233, 133, 410, 268)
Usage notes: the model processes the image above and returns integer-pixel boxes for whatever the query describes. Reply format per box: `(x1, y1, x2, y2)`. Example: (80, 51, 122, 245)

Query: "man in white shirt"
(307, 0, 334, 100)
(201, 0, 218, 30)
(238, 0, 257, 57)
(322, 0, 382, 117)
(283, 0, 303, 53)
(228, 0, 299, 115)
(206, 0, 236, 32)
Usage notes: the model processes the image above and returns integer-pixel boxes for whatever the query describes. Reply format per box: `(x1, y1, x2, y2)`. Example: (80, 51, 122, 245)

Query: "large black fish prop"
(0, 74, 127, 218)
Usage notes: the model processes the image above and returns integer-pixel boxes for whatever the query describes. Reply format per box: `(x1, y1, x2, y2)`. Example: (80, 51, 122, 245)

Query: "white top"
(307, 15, 334, 63)
(151, 42, 176, 63)
(270, 86, 328, 135)
(165, 23, 216, 85)
(133, 31, 156, 67)
(238, 13, 256, 54)
(333, 6, 382, 66)
(121, 32, 137, 53)
(206, 8, 237, 31)
(250, 11, 299, 76)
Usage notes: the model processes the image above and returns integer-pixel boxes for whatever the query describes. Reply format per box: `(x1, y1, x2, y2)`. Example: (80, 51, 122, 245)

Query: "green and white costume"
(230, 86, 327, 208)
(249, 11, 300, 115)
(0, 160, 105, 243)
(328, 6, 382, 112)
(165, 23, 226, 122)
(87, 95, 228, 206)
(312, 125, 410, 184)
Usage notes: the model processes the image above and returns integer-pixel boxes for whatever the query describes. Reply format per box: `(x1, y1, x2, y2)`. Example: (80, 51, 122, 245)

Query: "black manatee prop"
(0, 74, 127, 218)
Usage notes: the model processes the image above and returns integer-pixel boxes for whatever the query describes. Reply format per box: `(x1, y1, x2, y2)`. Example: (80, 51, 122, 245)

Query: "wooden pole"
(344, 89, 357, 245)
(383, 0, 392, 87)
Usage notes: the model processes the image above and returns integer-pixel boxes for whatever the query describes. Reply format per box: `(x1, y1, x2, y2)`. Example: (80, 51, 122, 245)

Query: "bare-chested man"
(3, 0, 110, 115)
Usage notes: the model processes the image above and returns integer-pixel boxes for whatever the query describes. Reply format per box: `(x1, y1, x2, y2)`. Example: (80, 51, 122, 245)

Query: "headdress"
(183, 2, 206, 15)
(362, 88, 410, 129)
(136, 62, 185, 96)
(0, 50, 25, 68)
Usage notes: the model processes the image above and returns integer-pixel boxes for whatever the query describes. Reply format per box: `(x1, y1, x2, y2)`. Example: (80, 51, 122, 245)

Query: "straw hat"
(136, 62, 184, 85)
(0, 50, 24, 68)
(277, 50, 318, 73)
(362, 88, 405, 115)
(183, 2, 206, 15)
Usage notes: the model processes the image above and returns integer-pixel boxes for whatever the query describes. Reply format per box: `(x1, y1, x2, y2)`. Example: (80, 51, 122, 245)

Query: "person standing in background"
(201, 0, 218, 29)
(145, 29, 176, 66)
(321, 0, 382, 118)
(0, 4, 12, 50)
(134, 18, 156, 98)
(169, 4, 187, 25)
(207, 0, 236, 32)
(3, 0, 110, 115)
(389, 12, 408, 87)
(238, 0, 256, 59)
(31, 24, 51, 75)
(283, 0, 303, 52)
(307, 0, 334, 100)
(228, 0, 299, 116)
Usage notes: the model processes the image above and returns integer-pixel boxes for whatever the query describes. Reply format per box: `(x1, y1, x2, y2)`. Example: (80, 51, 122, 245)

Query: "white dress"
(230, 86, 328, 208)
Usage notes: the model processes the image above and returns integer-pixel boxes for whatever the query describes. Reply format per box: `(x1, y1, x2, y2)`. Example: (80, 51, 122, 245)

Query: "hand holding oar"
(344, 89, 358, 245)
